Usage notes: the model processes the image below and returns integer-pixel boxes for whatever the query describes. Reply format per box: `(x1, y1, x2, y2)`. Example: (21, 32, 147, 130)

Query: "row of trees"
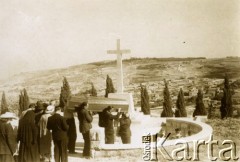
(140, 80, 191, 117)
(0, 74, 233, 120)
(1, 89, 30, 115)
(59, 75, 114, 113)
(19, 89, 29, 116)
(140, 75, 233, 119)
(0, 75, 114, 115)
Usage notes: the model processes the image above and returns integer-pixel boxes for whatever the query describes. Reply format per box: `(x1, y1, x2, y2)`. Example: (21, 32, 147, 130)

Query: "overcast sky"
(0, 0, 239, 79)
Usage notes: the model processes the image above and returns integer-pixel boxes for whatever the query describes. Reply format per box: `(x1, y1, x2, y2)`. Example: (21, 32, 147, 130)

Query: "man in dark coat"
(104, 106, 121, 144)
(0, 112, 17, 162)
(76, 102, 93, 158)
(64, 108, 77, 154)
(47, 106, 69, 162)
(119, 113, 131, 144)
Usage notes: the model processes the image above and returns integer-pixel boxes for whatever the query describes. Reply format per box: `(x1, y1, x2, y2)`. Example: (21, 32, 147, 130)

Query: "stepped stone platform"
(68, 114, 212, 161)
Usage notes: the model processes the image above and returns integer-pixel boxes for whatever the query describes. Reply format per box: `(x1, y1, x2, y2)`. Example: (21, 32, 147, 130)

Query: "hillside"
(0, 57, 240, 112)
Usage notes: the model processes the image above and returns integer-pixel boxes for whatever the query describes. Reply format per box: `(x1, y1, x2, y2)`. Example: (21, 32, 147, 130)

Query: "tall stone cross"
(107, 39, 131, 93)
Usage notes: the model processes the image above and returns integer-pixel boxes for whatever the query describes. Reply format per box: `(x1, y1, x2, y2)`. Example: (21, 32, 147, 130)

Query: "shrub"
(105, 75, 115, 98)
(1, 91, 9, 114)
(193, 89, 207, 117)
(90, 83, 97, 97)
(161, 80, 174, 117)
(19, 88, 30, 116)
(59, 77, 71, 111)
(140, 84, 150, 115)
(220, 74, 233, 119)
(175, 88, 187, 117)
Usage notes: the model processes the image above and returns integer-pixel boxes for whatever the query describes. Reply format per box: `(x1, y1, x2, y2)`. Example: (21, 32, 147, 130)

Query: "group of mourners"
(0, 100, 132, 162)
(99, 106, 132, 144)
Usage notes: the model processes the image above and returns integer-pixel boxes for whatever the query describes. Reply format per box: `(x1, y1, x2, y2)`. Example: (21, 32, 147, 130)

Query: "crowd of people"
(0, 100, 132, 162)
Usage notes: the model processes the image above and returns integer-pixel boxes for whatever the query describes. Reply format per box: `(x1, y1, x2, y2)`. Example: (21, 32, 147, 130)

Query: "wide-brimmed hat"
(0, 112, 17, 119)
(45, 105, 54, 114)
(35, 101, 44, 110)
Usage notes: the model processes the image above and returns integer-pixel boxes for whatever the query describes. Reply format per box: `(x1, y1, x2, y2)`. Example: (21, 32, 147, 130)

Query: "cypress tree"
(193, 89, 207, 117)
(105, 75, 115, 98)
(208, 102, 214, 119)
(140, 84, 150, 115)
(59, 77, 71, 111)
(90, 83, 97, 97)
(175, 88, 187, 117)
(161, 80, 174, 117)
(1, 91, 9, 114)
(220, 74, 233, 119)
(19, 91, 24, 116)
(23, 88, 29, 111)
(19, 89, 30, 116)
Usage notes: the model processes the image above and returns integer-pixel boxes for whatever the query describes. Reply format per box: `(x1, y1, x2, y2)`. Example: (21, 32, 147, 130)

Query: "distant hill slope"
(0, 57, 240, 109)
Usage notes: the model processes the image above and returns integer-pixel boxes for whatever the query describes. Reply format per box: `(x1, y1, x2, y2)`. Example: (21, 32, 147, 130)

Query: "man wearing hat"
(34, 101, 45, 124)
(0, 112, 18, 162)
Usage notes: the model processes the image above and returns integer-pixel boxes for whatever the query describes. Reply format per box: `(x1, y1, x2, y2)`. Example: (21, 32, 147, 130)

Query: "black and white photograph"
(0, 0, 239, 162)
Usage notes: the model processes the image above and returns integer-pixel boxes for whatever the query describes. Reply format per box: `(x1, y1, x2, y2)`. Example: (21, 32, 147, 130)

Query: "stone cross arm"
(107, 49, 131, 54)
(107, 39, 131, 55)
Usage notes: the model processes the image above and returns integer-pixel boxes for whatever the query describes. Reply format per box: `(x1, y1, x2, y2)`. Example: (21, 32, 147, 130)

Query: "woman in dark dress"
(119, 113, 131, 144)
(17, 110, 40, 162)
